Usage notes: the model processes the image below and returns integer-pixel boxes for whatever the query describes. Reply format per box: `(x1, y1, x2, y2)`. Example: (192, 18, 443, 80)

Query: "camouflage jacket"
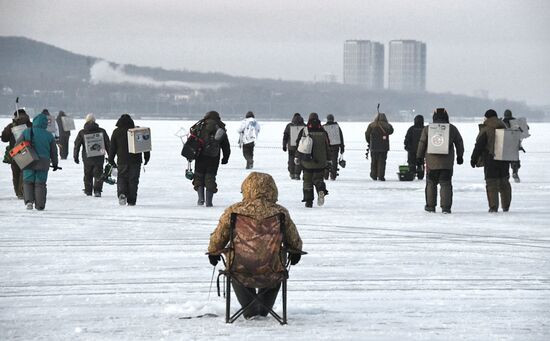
(208, 172, 303, 286)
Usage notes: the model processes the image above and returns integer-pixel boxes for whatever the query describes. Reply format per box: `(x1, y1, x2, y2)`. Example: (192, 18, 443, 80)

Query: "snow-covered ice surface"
(1, 118, 549, 340)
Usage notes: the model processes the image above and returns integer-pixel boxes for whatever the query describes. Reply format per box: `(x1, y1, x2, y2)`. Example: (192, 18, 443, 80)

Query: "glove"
(221, 157, 228, 165)
(456, 156, 463, 165)
(470, 159, 476, 168)
(208, 254, 221, 266)
(74, 158, 79, 164)
(283, 146, 287, 152)
(294, 157, 300, 165)
(289, 253, 301, 265)
(144, 159, 149, 166)
(52, 165, 60, 171)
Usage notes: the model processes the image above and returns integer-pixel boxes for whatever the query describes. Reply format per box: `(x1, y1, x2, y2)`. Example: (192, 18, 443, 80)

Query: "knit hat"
(245, 111, 254, 118)
(504, 109, 513, 119)
(308, 112, 319, 121)
(433, 108, 449, 123)
(85, 113, 96, 123)
(326, 114, 334, 123)
(41, 109, 50, 116)
(484, 109, 498, 119)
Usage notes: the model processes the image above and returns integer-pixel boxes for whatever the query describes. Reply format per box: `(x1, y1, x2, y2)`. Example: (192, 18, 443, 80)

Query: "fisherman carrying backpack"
(295, 113, 330, 208)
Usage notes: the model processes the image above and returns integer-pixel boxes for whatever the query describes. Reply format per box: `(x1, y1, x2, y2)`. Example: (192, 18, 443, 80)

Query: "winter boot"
(205, 190, 214, 207)
(305, 201, 313, 208)
(94, 191, 101, 197)
(26, 202, 33, 210)
(34, 182, 47, 211)
(197, 186, 205, 206)
(118, 194, 127, 206)
(317, 190, 325, 207)
(424, 205, 435, 212)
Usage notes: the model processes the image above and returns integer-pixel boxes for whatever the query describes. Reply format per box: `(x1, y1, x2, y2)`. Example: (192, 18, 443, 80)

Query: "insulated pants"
(242, 142, 254, 169)
(370, 151, 388, 180)
(23, 182, 47, 210)
(117, 163, 141, 205)
(193, 155, 220, 193)
(302, 169, 326, 203)
(232, 280, 281, 317)
(10, 162, 24, 198)
(83, 161, 105, 195)
(58, 134, 70, 159)
(325, 146, 340, 180)
(485, 177, 512, 211)
(425, 169, 453, 211)
(408, 151, 424, 179)
(287, 148, 302, 177)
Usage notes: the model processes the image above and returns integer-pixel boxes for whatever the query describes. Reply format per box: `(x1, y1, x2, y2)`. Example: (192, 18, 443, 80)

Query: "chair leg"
(225, 276, 231, 323)
(282, 279, 287, 325)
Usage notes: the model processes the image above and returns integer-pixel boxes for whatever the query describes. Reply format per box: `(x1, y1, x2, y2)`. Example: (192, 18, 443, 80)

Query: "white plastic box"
(128, 127, 151, 153)
(60, 116, 75, 131)
(11, 124, 27, 141)
(427, 123, 449, 154)
(494, 129, 520, 161)
(84, 132, 106, 157)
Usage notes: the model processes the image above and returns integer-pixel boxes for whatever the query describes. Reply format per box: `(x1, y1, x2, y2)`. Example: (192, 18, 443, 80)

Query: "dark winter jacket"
(56, 111, 71, 137)
(283, 114, 305, 150)
(196, 111, 231, 162)
(471, 116, 509, 179)
(365, 113, 394, 152)
(2, 110, 32, 149)
(20, 113, 58, 171)
(74, 121, 110, 163)
(417, 110, 464, 171)
(296, 118, 331, 170)
(404, 115, 424, 152)
(108, 114, 150, 165)
(322, 121, 345, 153)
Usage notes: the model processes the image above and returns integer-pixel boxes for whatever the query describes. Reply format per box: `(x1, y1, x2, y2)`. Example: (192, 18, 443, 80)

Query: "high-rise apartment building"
(343, 40, 384, 90)
(388, 40, 426, 92)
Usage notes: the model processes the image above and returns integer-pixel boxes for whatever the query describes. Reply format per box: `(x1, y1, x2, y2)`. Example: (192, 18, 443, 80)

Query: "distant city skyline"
(0, 0, 549, 105)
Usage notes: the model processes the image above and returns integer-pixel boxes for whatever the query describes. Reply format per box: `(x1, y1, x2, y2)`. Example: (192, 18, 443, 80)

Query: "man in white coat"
(237, 111, 260, 169)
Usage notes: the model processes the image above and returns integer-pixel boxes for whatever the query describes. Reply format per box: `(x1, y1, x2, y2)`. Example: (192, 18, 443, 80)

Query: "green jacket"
(297, 126, 330, 170)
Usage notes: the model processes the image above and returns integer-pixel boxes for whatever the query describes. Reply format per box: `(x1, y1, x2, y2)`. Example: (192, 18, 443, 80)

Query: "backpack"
(297, 127, 314, 161)
(181, 120, 205, 161)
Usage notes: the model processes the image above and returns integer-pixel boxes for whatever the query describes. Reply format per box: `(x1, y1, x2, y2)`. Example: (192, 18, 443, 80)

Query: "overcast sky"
(1, 0, 549, 106)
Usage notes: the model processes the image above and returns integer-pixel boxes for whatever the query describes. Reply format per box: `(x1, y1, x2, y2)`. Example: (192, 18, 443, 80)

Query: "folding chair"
(212, 212, 305, 325)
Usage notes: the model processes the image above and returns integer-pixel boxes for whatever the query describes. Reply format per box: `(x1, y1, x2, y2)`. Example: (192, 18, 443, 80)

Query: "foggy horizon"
(0, 0, 549, 106)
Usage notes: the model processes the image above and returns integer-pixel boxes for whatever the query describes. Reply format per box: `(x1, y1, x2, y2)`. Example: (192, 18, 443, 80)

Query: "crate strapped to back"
(289, 126, 303, 147)
(494, 129, 521, 161)
(9, 141, 39, 169)
(427, 123, 449, 154)
(84, 132, 106, 157)
(60, 116, 76, 131)
(323, 124, 341, 146)
(509, 118, 530, 139)
(128, 127, 151, 153)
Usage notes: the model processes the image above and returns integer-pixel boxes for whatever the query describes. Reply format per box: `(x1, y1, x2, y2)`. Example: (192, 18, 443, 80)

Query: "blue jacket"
(21, 113, 58, 170)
